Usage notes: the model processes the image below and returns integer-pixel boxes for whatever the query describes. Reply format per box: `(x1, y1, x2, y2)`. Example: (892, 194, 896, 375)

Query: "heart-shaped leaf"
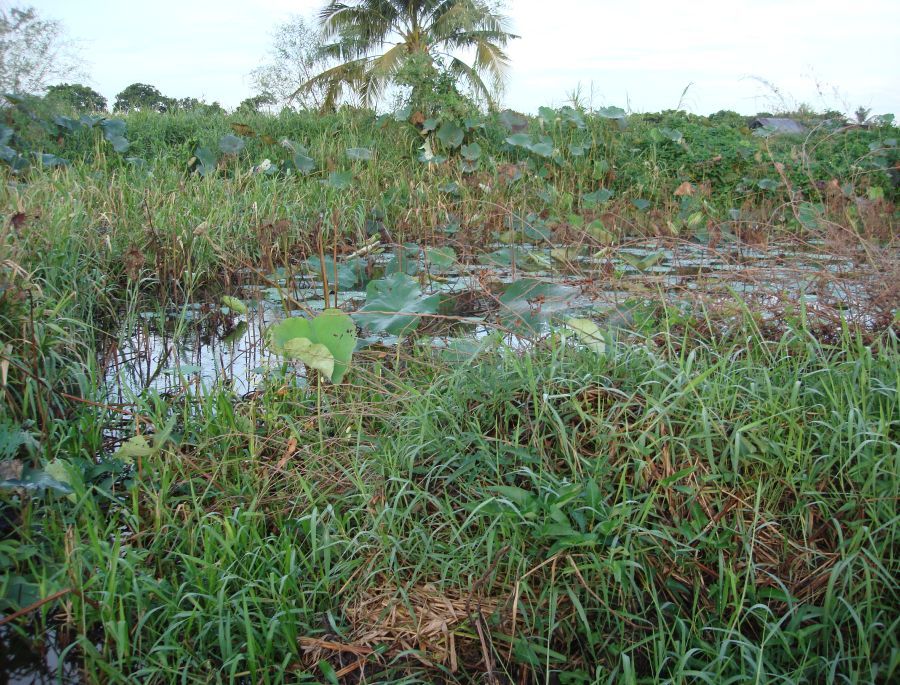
(219, 134, 245, 155)
(267, 309, 357, 383)
(100, 118, 130, 152)
(583, 189, 613, 206)
(221, 296, 248, 314)
(193, 147, 218, 176)
(436, 122, 464, 149)
(304, 256, 366, 290)
(596, 106, 626, 119)
(505, 133, 533, 148)
(499, 110, 529, 133)
(325, 171, 353, 190)
(353, 273, 440, 336)
(283, 338, 334, 379)
(346, 147, 373, 161)
(461, 142, 482, 161)
(425, 246, 457, 270)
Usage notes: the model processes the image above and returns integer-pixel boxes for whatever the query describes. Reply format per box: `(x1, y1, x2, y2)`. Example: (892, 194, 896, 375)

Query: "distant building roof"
(749, 117, 807, 134)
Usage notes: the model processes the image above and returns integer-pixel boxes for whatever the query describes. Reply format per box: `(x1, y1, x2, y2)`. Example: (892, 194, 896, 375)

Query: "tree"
(237, 93, 276, 114)
(296, 1, 517, 111)
(114, 83, 172, 113)
(0, 5, 82, 95)
(250, 15, 329, 110)
(45, 82, 106, 112)
(172, 97, 225, 115)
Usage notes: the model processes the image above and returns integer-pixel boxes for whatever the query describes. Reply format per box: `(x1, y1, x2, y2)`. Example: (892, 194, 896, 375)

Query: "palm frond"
(305, 0, 517, 108)
(446, 55, 494, 107)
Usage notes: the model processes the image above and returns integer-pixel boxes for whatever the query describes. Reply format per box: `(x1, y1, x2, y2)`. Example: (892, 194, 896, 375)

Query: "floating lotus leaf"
(283, 338, 334, 380)
(425, 246, 457, 270)
(353, 273, 440, 336)
(221, 296, 248, 314)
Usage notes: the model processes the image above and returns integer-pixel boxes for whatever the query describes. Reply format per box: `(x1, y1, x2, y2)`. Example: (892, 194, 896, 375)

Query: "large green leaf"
(499, 110, 529, 133)
(304, 256, 365, 290)
(282, 139, 315, 174)
(221, 296, 248, 314)
(425, 246, 457, 270)
(100, 118, 130, 152)
(479, 247, 551, 272)
(583, 189, 613, 207)
(219, 134, 245, 155)
(267, 309, 357, 383)
(596, 106, 626, 119)
(325, 171, 353, 190)
(100, 118, 126, 137)
(0, 467, 73, 495)
(461, 142, 482, 161)
(346, 147, 373, 161)
(193, 147, 218, 176)
(505, 133, 533, 148)
(436, 121, 464, 149)
(384, 246, 419, 277)
(353, 273, 440, 336)
(294, 153, 316, 174)
(529, 141, 554, 158)
(565, 318, 606, 354)
(38, 153, 68, 168)
(283, 338, 335, 379)
(618, 251, 665, 272)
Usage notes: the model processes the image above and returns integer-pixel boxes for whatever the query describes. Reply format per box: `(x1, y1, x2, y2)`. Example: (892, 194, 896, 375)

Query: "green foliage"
(304, 256, 366, 290)
(218, 134, 245, 155)
(0, 92, 897, 684)
(354, 273, 441, 335)
(301, 0, 517, 110)
(44, 82, 106, 112)
(114, 82, 171, 113)
(236, 93, 276, 113)
(266, 309, 357, 383)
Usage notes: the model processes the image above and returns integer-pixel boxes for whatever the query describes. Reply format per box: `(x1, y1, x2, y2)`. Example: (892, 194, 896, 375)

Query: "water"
(0, 627, 81, 684)
(99, 239, 887, 399)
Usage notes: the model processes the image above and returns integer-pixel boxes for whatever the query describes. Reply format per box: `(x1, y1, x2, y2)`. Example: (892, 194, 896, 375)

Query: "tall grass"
(3, 311, 898, 683)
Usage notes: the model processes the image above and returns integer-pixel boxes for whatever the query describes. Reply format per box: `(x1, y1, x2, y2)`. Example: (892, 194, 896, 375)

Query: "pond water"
(100, 239, 883, 400)
(0, 626, 81, 684)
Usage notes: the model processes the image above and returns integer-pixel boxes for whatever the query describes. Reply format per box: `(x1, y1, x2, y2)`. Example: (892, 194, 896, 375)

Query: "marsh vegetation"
(0, 78, 897, 684)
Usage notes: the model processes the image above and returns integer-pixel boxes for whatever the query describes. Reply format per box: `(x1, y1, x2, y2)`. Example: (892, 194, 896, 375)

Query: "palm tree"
(295, 1, 517, 110)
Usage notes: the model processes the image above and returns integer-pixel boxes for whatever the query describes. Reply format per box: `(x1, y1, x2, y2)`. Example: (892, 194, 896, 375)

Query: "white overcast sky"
(28, 0, 900, 116)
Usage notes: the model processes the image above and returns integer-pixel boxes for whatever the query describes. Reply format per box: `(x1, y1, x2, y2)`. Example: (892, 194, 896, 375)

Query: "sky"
(27, 0, 900, 116)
